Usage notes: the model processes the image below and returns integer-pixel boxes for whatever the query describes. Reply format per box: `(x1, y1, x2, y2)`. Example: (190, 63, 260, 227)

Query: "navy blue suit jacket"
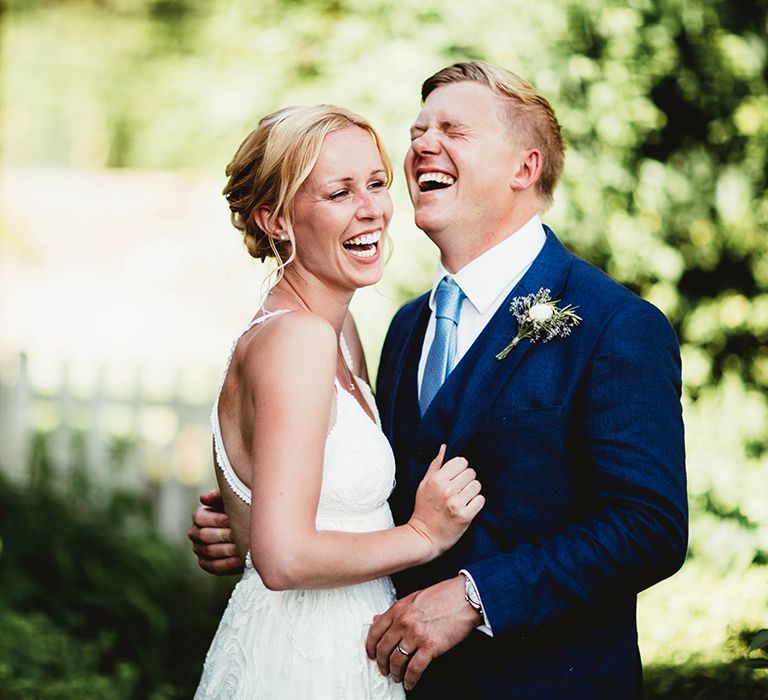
(376, 228, 687, 699)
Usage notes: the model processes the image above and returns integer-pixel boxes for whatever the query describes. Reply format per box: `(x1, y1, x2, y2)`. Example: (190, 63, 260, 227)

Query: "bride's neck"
(269, 272, 351, 334)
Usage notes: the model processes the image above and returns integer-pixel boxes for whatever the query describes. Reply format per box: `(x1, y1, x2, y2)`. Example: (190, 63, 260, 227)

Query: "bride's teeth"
(350, 246, 376, 258)
(344, 230, 381, 247)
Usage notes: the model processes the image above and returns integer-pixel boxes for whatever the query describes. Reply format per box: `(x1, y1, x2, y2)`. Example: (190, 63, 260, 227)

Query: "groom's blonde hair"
(422, 61, 565, 206)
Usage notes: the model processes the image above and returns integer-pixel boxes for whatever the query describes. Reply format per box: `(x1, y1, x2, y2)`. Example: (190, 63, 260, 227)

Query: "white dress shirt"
(417, 214, 546, 389)
(416, 214, 547, 635)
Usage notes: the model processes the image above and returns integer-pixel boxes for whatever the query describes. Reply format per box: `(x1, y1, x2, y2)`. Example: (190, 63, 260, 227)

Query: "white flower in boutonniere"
(496, 288, 582, 360)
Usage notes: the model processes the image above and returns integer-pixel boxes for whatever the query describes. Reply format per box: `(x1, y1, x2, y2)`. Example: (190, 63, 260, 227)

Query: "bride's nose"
(356, 191, 383, 220)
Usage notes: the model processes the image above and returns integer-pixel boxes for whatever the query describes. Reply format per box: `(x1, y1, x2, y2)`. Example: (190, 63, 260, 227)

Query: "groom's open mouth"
(342, 229, 382, 259)
(418, 171, 456, 193)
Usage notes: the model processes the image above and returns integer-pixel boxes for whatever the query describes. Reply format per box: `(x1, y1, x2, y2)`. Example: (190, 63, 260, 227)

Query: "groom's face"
(404, 81, 523, 250)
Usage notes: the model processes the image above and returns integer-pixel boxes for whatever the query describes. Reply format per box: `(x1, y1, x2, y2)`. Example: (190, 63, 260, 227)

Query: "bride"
(194, 105, 484, 699)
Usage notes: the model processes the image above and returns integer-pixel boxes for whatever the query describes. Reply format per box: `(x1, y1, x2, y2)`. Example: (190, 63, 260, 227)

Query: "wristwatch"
(461, 572, 484, 617)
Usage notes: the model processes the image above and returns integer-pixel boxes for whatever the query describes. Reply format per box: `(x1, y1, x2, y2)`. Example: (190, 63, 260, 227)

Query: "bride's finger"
(462, 494, 486, 519)
(435, 456, 468, 480)
(446, 466, 477, 491)
(458, 479, 482, 505)
(425, 443, 446, 474)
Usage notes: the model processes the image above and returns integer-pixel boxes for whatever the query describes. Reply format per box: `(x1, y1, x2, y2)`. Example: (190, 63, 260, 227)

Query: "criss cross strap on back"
(211, 309, 292, 505)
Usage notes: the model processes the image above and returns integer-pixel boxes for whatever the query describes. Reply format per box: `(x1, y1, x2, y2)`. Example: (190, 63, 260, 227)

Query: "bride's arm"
(246, 312, 483, 591)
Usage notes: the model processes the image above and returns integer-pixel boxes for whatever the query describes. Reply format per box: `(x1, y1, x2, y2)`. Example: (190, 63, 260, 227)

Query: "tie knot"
(434, 277, 463, 323)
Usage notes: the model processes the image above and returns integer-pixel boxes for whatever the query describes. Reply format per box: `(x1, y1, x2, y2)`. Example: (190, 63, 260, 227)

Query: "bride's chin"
(360, 265, 385, 288)
(342, 259, 384, 286)
(349, 275, 383, 292)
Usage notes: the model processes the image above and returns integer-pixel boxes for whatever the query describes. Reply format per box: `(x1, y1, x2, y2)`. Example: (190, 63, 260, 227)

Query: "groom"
(190, 62, 687, 699)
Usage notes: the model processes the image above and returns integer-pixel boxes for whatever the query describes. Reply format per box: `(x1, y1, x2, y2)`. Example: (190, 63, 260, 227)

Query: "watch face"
(464, 577, 482, 610)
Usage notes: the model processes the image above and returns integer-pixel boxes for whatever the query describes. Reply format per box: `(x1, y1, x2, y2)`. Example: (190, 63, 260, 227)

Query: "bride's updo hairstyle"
(223, 105, 393, 278)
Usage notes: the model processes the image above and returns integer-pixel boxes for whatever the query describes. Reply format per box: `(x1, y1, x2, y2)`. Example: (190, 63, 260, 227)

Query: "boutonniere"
(496, 288, 582, 360)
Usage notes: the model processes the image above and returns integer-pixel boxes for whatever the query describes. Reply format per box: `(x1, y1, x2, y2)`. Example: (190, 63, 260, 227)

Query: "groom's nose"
(410, 127, 442, 157)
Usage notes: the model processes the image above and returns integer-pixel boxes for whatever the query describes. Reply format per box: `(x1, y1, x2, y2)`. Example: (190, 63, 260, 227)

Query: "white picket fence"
(0, 352, 219, 541)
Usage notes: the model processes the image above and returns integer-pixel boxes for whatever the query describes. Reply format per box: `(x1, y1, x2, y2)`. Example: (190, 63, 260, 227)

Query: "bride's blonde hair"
(223, 105, 393, 283)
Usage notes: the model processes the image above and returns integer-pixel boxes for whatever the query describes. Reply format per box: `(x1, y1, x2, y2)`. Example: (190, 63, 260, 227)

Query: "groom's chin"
(413, 210, 446, 240)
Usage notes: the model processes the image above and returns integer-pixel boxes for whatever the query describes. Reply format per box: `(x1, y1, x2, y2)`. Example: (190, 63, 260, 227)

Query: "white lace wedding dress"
(195, 311, 405, 699)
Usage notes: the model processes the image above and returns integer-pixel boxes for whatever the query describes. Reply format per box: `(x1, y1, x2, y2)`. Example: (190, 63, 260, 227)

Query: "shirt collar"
(428, 214, 546, 314)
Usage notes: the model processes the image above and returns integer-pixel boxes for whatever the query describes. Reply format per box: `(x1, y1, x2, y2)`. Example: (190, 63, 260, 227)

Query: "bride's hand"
(407, 444, 485, 559)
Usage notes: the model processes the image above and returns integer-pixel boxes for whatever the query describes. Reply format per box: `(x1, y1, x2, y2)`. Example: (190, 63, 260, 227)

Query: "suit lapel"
(416, 228, 574, 461)
(381, 295, 430, 445)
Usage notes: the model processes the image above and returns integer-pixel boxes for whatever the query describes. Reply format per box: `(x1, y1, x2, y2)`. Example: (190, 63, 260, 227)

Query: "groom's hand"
(365, 575, 480, 691)
(188, 489, 244, 575)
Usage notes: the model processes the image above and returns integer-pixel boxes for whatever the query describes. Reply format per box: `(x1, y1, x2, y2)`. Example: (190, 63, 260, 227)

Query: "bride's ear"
(253, 206, 289, 242)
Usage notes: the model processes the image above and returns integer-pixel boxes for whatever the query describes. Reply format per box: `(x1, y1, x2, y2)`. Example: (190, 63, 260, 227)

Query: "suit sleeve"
(465, 299, 688, 638)
(376, 303, 411, 430)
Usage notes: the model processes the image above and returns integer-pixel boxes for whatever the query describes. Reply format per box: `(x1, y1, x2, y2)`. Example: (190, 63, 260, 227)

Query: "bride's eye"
(329, 189, 349, 201)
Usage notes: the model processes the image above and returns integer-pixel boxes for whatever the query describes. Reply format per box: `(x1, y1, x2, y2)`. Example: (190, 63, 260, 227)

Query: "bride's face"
(289, 126, 392, 294)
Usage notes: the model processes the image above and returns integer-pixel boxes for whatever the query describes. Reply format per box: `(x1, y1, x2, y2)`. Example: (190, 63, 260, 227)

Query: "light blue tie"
(420, 276, 464, 415)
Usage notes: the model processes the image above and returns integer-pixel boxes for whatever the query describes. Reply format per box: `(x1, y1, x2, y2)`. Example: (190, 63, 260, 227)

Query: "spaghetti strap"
(210, 309, 292, 505)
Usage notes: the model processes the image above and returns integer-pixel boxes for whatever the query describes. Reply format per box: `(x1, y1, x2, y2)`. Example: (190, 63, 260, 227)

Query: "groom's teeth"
(418, 172, 456, 190)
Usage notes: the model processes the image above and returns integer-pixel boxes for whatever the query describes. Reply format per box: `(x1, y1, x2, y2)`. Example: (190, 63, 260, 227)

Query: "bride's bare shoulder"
(238, 310, 337, 388)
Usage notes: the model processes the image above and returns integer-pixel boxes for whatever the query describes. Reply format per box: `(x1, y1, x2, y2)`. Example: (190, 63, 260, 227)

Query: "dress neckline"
(335, 376, 380, 430)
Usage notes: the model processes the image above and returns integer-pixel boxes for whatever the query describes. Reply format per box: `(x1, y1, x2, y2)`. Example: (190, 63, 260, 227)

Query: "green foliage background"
(2, 0, 768, 696)
(0, 437, 233, 698)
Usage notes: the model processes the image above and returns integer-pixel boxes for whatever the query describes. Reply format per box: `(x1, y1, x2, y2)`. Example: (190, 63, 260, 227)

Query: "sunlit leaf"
(750, 629, 768, 651)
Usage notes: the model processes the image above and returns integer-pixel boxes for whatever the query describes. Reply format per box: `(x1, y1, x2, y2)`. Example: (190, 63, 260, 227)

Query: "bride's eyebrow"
(320, 176, 354, 188)
(324, 169, 387, 186)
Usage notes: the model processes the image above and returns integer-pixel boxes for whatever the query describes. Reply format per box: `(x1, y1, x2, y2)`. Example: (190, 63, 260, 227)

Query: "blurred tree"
(553, 1, 768, 386)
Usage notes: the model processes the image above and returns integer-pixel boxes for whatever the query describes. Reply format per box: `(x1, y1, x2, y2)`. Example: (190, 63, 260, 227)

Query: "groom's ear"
(510, 148, 543, 192)
(253, 206, 288, 241)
